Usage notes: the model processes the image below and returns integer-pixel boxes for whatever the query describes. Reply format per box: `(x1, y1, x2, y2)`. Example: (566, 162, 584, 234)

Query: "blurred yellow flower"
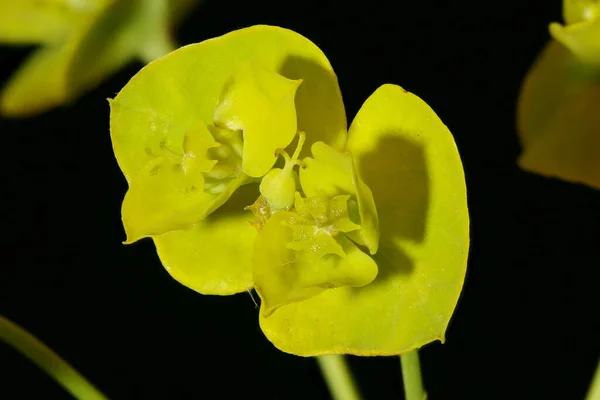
(517, 0, 600, 189)
(0, 0, 197, 117)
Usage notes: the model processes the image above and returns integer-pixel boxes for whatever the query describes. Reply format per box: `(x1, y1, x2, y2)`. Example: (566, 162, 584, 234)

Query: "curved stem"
(317, 355, 362, 400)
(400, 350, 426, 400)
(0, 315, 108, 400)
(586, 358, 600, 400)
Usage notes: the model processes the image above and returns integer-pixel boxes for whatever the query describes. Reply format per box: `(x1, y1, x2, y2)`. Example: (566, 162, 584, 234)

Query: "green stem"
(317, 355, 362, 400)
(0, 315, 108, 400)
(400, 350, 426, 400)
(586, 358, 600, 400)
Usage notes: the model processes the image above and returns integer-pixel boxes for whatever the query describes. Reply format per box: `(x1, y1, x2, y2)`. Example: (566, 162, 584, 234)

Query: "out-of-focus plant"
(110, 25, 469, 399)
(0, 0, 198, 117)
(517, 0, 600, 189)
(518, 3, 600, 398)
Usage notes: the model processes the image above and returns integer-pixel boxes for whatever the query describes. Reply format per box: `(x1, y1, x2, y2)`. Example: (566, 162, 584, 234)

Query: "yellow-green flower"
(517, 0, 600, 189)
(110, 25, 469, 356)
(0, 0, 198, 117)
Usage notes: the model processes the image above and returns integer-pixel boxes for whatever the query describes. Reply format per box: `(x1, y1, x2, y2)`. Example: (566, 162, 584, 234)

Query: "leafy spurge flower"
(110, 25, 469, 356)
(0, 0, 198, 117)
(517, 0, 600, 189)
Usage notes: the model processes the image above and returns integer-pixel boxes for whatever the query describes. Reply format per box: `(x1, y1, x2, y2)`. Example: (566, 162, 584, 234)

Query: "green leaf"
(517, 40, 600, 189)
(111, 25, 347, 181)
(253, 210, 377, 317)
(259, 84, 469, 356)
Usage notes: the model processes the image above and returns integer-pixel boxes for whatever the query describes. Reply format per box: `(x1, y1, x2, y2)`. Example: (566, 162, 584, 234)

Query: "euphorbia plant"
(110, 25, 469, 398)
(517, 0, 600, 189)
(0, 0, 198, 117)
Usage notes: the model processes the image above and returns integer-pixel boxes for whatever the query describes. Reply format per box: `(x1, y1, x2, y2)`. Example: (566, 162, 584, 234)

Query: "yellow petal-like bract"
(517, 42, 600, 189)
(259, 85, 469, 356)
(253, 208, 377, 316)
(517, 0, 600, 189)
(563, 0, 599, 25)
(214, 61, 302, 178)
(550, 19, 600, 66)
(154, 184, 259, 295)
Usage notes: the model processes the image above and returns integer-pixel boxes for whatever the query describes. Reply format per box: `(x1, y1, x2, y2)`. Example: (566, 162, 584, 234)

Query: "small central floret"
(258, 131, 306, 212)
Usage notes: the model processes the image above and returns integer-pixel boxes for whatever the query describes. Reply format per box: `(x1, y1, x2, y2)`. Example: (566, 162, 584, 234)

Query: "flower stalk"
(0, 315, 107, 400)
(317, 355, 362, 400)
(400, 350, 426, 400)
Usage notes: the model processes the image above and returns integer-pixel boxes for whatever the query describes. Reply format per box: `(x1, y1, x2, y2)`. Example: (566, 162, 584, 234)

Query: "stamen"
(274, 131, 306, 169)
(291, 131, 306, 161)
(275, 148, 292, 164)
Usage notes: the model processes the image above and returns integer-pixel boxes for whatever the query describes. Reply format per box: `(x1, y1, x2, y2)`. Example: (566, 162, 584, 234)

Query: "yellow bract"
(214, 61, 302, 178)
(154, 184, 259, 295)
(260, 85, 469, 356)
(550, 19, 600, 66)
(300, 142, 355, 197)
(563, 0, 599, 24)
(253, 196, 377, 317)
(120, 123, 247, 243)
(517, 0, 600, 189)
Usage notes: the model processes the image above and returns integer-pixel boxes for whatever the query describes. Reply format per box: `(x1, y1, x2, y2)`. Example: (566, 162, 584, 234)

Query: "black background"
(1, 0, 599, 399)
